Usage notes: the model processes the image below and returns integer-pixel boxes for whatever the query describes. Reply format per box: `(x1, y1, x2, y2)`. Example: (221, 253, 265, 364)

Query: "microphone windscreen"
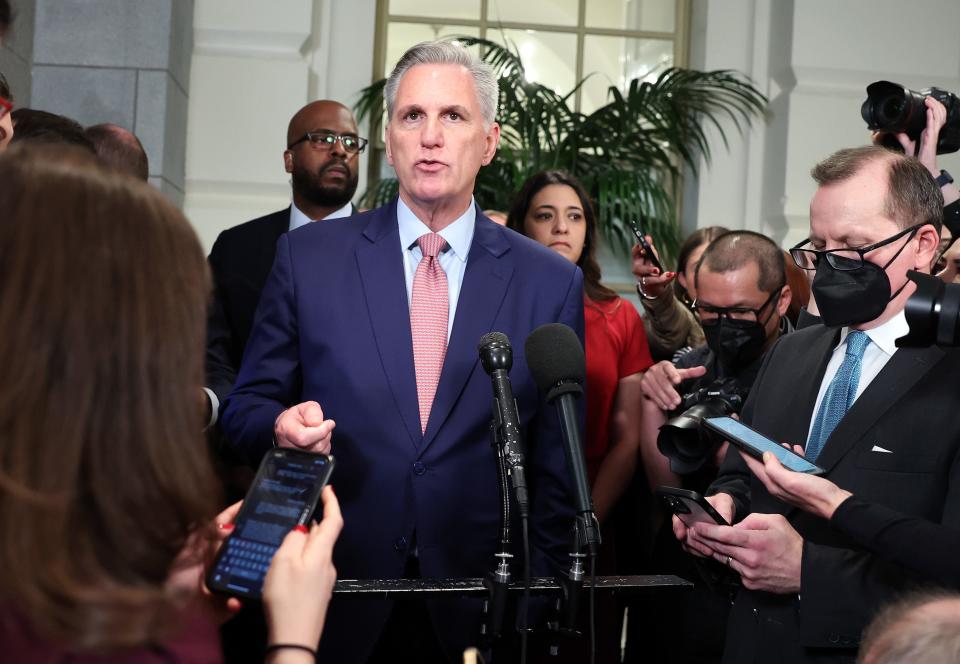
(524, 323, 585, 393)
(479, 331, 510, 351)
(479, 331, 512, 373)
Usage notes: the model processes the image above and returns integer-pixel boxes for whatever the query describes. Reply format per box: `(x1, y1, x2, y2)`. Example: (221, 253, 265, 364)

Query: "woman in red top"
(507, 171, 653, 524)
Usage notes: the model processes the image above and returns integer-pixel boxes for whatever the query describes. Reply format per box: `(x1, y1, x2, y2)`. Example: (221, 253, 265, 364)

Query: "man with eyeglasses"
(675, 145, 960, 664)
(204, 100, 365, 429)
(636, 230, 791, 662)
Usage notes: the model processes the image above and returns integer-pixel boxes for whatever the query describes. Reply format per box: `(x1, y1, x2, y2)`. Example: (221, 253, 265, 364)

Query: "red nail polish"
(218, 522, 234, 531)
(294, 524, 308, 534)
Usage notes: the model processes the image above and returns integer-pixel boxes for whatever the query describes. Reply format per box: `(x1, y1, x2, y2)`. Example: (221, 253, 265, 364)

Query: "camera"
(897, 270, 960, 347)
(861, 81, 960, 155)
(656, 377, 748, 474)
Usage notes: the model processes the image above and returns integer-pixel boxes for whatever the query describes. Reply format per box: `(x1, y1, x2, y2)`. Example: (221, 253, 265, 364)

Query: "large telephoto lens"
(897, 270, 960, 347)
(862, 81, 927, 140)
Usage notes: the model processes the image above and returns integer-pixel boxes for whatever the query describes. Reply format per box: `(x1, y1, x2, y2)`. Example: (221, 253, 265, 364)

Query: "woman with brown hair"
(507, 170, 652, 525)
(0, 144, 340, 662)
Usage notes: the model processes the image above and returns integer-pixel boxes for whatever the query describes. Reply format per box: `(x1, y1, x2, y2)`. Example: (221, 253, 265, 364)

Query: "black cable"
(521, 515, 530, 664)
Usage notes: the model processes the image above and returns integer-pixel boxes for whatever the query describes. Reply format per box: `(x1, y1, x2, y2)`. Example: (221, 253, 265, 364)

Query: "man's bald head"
(85, 124, 149, 180)
(859, 592, 960, 664)
(286, 100, 356, 147)
(283, 100, 362, 214)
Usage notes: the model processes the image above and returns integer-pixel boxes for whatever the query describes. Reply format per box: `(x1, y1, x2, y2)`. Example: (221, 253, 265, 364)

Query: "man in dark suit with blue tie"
(222, 40, 582, 663)
(675, 146, 960, 663)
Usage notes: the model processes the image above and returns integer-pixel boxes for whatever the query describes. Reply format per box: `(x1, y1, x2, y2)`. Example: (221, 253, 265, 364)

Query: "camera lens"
(879, 97, 904, 123)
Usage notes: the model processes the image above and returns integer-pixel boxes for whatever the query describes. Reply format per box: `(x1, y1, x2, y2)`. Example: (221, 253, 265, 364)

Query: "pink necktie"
(411, 233, 449, 434)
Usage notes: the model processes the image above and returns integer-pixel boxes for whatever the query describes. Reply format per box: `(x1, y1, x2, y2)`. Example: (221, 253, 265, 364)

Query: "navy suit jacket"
(222, 200, 583, 662)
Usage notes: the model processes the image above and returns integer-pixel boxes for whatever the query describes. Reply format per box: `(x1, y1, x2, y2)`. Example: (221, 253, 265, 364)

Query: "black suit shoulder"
(209, 208, 290, 268)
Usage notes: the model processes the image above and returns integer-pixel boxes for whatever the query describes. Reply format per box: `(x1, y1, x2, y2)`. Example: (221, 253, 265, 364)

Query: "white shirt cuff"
(202, 387, 219, 429)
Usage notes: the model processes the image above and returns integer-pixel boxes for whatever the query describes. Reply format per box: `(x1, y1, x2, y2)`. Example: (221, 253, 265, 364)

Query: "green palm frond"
(353, 37, 767, 263)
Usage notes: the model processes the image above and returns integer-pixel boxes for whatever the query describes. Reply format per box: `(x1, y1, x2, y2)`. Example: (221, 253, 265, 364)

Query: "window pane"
(489, 29, 578, 98)
(585, 0, 676, 32)
(580, 35, 673, 114)
(385, 23, 481, 77)
(486, 0, 578, 27)
(388, 0, 481, 21)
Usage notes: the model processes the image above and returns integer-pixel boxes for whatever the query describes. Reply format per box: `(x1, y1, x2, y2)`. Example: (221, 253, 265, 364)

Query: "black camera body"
(657, 377, 749, 474)
(897, 270, 960, 347)
(862, 81, 960, 155)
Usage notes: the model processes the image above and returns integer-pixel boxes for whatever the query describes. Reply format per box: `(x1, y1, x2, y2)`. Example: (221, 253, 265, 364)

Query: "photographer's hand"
(882, 96, 960, 205)
(640, 360, 707, 411)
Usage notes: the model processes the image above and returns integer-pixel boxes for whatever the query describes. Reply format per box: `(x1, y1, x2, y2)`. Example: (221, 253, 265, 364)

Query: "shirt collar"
(396, 196, 475, 263)
(839, 309, 908, 357)
(288, 200, 353, 232)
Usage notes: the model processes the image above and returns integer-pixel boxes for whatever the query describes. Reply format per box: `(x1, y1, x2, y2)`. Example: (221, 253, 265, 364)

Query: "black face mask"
(701, 288, 780, 372)
(811, 237, 913, 327)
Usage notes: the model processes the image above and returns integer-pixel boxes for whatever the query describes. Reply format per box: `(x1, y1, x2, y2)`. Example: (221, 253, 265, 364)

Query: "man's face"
(385, 63, 500, 211)
(808, 159, 939, 328)
(284, 102, 360, 209)
(696, 261, 789, 344)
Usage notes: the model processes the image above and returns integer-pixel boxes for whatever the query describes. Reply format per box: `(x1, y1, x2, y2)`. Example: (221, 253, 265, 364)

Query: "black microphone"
(479, 332, 530, 518)
(524, 323, 595, 534)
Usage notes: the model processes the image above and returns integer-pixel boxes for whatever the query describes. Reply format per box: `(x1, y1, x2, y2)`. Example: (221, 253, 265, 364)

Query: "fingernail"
(762, 452, 771, 462)
(218, 522, 234, 531)
(666, 272, 677, 279)
(294, 524, 308, 534)
(652, 268, 660, 276)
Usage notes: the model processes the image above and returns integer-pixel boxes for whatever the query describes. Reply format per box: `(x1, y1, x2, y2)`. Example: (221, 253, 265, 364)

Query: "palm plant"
(354, 37, 767, 261)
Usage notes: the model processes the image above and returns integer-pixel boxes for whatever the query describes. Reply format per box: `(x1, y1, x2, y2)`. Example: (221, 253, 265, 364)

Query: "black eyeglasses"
(693, 287, 781, 324)
(790, 223, 922, 271)
(287, 131, 368, 154)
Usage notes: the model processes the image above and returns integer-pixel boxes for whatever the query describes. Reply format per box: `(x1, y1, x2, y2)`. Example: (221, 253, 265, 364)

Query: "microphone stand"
(548, 382, 602, 659)
(481, 401, 513, 653)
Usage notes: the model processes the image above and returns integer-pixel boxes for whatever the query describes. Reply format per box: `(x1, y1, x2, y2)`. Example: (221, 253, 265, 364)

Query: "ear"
(776, 284, 793, 318)
(283, 150, 294, 174)
(384, 123, 395, 166)
(480, 122, 501, 166)
(914, 223, 941, 271)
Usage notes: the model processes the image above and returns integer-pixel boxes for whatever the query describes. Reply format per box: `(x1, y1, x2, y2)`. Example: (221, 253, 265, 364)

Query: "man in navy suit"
(204, 100, 363, 426)
(222, 41, 582, 662)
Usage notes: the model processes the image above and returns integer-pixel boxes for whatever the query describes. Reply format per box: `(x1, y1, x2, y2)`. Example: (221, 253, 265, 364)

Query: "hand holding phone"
(629, 221, 664, 273)
(206, 449, 335, 599)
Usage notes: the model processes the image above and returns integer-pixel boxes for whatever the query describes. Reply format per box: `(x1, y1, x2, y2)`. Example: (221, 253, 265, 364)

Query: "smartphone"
(629, 220, 664, 273)
(206, 448, 335, 599)
(656, 486, 729, 527)
(702, 416, 825, 475)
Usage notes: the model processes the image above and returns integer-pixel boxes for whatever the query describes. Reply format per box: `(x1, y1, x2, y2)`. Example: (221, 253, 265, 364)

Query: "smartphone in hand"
(629, 220, 664, 273)
(703, 416, 824, 475)
(206, 448, 335, 599)
(656, 486, 729, 527)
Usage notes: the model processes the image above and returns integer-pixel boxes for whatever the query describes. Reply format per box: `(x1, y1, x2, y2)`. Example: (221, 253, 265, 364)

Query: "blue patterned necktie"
(806, 330, 871, 461)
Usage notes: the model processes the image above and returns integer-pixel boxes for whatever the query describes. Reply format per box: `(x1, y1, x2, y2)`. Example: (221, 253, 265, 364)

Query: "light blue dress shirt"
(397, 196, 476, 340)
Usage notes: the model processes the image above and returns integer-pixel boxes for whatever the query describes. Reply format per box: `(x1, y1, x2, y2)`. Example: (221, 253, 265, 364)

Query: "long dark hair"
(0, 144, 219, 651)
(507, 170, 617, 302)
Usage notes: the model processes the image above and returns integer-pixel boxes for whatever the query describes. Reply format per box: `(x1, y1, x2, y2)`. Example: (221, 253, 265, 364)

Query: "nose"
(329, 136, 348, 158)
(553, 215, 569, 234)
(420, 115, 443, 149)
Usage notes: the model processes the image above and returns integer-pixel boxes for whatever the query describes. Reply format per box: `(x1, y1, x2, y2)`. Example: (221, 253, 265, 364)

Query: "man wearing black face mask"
(635, 231, 790, 663)
(677, 146, 960, 664)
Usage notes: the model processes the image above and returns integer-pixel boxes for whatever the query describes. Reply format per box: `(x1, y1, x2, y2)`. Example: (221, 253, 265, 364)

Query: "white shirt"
(806, 310, 909, 438)
(288, 200, 353, 232)
(396, 196, 476, 340)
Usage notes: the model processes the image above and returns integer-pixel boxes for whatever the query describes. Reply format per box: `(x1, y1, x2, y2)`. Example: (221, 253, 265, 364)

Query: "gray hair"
(384, 40, 499, 127)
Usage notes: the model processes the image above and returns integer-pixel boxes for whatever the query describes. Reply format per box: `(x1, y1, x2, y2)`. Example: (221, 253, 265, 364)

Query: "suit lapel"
(815, 343, 944, 473)
(780, 327, 840, 448)
(421, 213, 513, 451)
(355, 202, 422, 449)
